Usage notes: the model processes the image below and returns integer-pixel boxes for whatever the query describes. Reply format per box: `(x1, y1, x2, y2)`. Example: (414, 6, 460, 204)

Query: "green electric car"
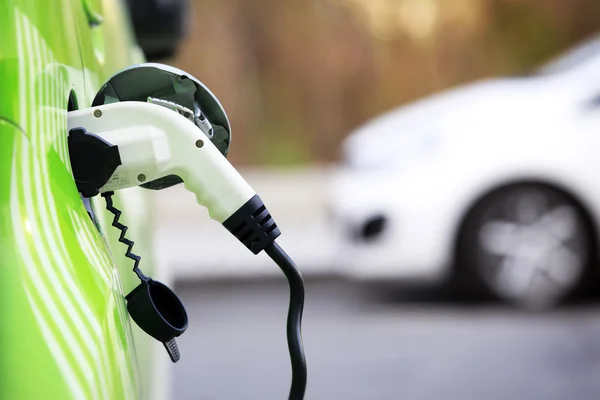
(0, 1, 187, 398)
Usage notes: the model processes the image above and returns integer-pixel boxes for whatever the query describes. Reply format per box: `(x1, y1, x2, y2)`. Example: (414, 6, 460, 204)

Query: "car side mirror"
(125, 0, 189, 61)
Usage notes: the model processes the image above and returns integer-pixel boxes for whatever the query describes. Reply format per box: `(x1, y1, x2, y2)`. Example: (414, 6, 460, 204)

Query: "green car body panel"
(0, 1, 161, 398)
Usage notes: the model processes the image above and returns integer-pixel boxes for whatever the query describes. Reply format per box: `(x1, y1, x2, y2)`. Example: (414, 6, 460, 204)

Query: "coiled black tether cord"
(102, 191, 149, 282)
(265, 241, 307, 400)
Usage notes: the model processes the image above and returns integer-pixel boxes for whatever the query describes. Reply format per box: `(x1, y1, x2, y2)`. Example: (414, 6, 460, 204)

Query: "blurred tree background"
(172, 0, 600, 166)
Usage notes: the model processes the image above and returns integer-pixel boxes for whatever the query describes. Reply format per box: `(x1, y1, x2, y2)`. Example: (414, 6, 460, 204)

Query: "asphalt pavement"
(172, 279, 600, 400)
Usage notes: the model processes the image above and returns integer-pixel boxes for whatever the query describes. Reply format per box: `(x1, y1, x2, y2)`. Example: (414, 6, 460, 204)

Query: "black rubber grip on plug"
(223, 195, 281, 254)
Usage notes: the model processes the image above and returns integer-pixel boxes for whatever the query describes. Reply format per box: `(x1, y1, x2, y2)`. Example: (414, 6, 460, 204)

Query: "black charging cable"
(265, 241, 307, 400)
(222, 195, 307, 399)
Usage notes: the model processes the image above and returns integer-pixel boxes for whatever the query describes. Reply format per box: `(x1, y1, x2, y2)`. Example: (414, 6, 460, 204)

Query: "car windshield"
(536, 34, 600, 74)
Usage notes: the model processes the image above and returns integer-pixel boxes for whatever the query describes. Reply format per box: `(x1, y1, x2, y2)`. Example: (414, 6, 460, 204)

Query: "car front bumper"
(328, 167, 456, 283)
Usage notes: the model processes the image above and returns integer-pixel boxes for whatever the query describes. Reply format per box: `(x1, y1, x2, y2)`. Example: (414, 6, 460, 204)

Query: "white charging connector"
(68, 98, 306, 399)
(68, 101, 254, 223)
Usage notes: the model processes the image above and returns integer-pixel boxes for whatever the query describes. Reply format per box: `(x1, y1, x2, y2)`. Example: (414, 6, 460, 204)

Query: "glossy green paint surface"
(0, 1, 156, 398)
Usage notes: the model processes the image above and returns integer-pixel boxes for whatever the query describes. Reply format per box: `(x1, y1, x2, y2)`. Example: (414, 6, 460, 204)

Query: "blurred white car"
(331, 35, 600, 309)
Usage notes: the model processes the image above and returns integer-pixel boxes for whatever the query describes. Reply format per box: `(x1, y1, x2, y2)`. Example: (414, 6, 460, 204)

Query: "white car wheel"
(458, 184, 594, 309)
